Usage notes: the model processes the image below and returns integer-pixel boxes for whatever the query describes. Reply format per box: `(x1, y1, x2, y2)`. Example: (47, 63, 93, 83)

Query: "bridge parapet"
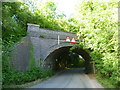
(27, 23, 77, 40)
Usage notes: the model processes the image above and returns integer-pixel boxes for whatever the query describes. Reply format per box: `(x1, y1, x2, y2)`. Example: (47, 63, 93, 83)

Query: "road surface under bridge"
(30, 68, 103, 88)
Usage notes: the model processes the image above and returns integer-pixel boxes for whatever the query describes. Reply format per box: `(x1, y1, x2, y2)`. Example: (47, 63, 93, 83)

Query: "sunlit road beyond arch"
(30, 68, 103, 88)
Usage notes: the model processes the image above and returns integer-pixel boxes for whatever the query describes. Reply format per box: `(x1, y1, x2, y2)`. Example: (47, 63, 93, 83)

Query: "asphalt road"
(30, 68, 103, 88)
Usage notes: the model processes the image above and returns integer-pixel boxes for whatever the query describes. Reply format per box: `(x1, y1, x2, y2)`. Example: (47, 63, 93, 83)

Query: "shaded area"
(44, 46, 92, 73)
(72, 48, 92, 73)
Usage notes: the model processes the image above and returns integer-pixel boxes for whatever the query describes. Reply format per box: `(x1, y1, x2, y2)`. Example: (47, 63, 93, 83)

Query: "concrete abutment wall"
(11, 23, 93, 73)
(11, 36, 32, 71)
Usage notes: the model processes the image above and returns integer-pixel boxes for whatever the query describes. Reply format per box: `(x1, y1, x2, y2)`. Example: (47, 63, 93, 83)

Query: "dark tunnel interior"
(44, 46, 92, 73)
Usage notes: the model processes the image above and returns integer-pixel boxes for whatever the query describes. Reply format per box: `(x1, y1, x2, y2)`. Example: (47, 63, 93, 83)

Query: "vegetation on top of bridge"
(2, 0, 119, 88)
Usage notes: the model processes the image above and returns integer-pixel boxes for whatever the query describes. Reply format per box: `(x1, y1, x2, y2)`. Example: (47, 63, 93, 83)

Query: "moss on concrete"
(28, 43, 36, 70)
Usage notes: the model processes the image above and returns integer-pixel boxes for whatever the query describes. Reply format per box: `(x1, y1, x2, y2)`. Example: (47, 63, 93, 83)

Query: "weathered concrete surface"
(27, 24, 78, 67)
(11, 36, 31, 71)
(27, 23, 93, 73)
(30, 68, 103, 88)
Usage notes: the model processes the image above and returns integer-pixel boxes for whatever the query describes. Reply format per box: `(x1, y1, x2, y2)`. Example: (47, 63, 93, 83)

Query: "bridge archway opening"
(44, 46, 92, 73)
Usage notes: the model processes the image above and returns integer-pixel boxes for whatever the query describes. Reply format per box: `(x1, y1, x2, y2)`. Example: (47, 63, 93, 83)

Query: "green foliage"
(2, 42, 54, 86)
(2, 0, 119, 88)
(39, 33, 47, 38)
(2, 67, 54, 85)
(73, 0, 119, 87)
(2, 2, 27, 47)
(28, 43, 36, 70)
(2, 1, 59, 47)
(70, 44, 84, 51)
(2, 1, 57, 86)
(96, 76, 117, 88)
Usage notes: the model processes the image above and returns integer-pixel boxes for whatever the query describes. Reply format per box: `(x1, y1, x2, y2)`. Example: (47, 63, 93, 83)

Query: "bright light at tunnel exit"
(79, 55, 83, 59)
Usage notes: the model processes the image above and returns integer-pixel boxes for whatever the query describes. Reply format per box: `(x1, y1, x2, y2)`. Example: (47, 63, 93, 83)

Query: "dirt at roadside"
(87, 74, 98, 79)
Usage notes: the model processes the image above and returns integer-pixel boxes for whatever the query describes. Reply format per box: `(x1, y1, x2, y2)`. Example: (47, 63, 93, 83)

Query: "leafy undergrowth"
(2, 67, 55, 88)
(3, 76, 51, 88)
(96, 76, 119, 88)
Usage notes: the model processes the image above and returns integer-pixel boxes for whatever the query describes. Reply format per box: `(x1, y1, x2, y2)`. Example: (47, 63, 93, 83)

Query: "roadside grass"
(3, 76, 50, 88)
(96, 76, 117, 88)
(2, 65, 55, 89)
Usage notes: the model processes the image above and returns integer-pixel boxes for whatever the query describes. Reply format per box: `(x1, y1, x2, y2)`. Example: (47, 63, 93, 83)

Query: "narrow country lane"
(30, 68, 103, 88)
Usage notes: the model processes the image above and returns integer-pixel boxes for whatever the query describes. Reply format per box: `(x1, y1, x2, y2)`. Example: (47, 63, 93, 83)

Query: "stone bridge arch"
(44, 45, 91, 73)
(44, 43, 74, 61)
(27, 23, 92, 73)
(27, 23, 77, 65)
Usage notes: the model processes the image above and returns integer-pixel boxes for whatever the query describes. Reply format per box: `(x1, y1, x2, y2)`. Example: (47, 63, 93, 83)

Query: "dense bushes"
(2, 2, 27, 46)
(2, 1, 68, 47)
(3, 66, 54, 85)
(74, 0, 119, 87)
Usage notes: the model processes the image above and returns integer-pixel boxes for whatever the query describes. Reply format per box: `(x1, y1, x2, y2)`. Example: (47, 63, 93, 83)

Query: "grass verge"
(96, 76, 117, 88)
(3, 75, 53, 88)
